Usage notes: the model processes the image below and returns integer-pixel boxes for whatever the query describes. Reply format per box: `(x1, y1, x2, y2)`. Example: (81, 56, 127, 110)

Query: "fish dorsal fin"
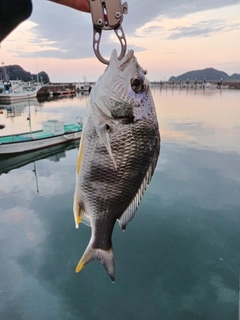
(73, 192, 91, 228)
(117, 140, 160, 230)
(95, 124, 117, 170)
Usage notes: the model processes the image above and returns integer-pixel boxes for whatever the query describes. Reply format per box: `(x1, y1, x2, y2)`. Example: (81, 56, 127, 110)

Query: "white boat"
(0, 80, 42, 102)
(0, 120, 82, 155)
(76, 82, 92, 93)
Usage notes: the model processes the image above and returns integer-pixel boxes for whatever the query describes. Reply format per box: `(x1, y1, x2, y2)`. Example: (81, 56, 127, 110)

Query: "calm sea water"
(0, 88, 240, 320)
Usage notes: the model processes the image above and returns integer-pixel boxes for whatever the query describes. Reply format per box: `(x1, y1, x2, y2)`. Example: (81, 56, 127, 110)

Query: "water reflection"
(0, 140, 79, 176)
(37, 91, 90, 104)
(0, 90, 240, 320)
(0, 98, 41, 118)
(153, 87, 240, 154)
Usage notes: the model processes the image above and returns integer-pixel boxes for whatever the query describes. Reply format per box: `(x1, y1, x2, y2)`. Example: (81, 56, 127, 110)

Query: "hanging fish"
(73, 49, 160, 281)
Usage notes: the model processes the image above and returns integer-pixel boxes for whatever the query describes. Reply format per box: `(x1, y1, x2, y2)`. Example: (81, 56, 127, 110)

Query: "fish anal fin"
(117, 192, 141, 231)
(76, 242, 115, 282)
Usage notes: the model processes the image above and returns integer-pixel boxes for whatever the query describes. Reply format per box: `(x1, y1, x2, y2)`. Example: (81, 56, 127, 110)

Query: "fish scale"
(73, 49, 160, 281)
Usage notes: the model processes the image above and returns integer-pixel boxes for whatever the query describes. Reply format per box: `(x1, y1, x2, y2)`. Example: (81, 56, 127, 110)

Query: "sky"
(0, 0, 240, 82)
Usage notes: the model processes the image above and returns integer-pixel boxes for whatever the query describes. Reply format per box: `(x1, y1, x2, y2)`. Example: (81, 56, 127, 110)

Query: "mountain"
(169, 68, 240, 82)
(229, 73, 240, 81)
(0, 65, 50, 83)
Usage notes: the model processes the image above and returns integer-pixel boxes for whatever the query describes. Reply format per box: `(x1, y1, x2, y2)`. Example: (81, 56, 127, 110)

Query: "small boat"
(76, 82, 92, 93)
(0, 80, 42, 102)
(0, 120, 82, 155)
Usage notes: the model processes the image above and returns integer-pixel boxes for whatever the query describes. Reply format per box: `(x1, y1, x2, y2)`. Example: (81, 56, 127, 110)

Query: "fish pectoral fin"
(118, 138, 160, 230)
(73, 192, 91, 228)
(96, 124, 117, 170)
(76, 243, 115, 282)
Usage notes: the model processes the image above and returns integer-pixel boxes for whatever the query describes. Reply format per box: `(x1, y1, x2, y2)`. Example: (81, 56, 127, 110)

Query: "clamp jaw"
(89, 0, 128, 64)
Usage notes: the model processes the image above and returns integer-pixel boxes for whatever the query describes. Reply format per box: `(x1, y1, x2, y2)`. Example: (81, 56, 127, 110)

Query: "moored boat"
(76, 82, 92, 93)
(0, 120, 82, 155)
(0, 80, 42, 102)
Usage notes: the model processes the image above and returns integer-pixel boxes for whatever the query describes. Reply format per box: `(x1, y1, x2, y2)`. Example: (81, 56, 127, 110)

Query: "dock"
(150, 80, 240, 90)
(37, 83, 76, 97)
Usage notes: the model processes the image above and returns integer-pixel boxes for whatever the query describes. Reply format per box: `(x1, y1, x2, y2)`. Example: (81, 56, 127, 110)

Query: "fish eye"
(131, 76, 145, 94)
(105, 124, 110, 132)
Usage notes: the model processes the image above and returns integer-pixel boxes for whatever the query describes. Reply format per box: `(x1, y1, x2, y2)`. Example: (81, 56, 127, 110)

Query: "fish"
(73, 49, 160, 282)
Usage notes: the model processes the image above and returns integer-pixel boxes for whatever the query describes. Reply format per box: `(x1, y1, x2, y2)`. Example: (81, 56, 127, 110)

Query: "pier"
(37, 83, 76, 97)
(150, 80, 240, 90)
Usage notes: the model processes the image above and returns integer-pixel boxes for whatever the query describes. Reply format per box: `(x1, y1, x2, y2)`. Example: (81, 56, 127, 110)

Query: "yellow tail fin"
(76, 242, 115, 282)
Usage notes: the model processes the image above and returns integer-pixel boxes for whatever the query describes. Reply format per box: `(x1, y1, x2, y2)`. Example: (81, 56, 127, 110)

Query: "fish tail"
(76, 242, 115, 282)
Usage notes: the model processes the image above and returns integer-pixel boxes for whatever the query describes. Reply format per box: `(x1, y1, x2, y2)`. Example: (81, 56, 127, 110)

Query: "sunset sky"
(0, 0, 240, 82)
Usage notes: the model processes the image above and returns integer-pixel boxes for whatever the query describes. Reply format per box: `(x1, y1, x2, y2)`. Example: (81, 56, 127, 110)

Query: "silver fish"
(73, 49, 160, 281)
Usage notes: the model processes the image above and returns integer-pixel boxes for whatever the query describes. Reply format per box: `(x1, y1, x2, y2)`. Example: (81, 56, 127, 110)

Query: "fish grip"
(90, 0, 128, 65)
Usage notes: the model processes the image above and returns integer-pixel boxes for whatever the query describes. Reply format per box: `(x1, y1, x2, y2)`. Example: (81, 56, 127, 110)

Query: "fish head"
(91, 49, 153, 121)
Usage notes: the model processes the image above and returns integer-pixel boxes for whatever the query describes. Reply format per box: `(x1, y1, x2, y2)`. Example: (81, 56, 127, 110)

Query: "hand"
(48, 0, 90, 13)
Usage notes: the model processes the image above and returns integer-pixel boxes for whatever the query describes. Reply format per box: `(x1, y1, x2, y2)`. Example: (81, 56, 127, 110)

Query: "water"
(0, 89, 240, 320)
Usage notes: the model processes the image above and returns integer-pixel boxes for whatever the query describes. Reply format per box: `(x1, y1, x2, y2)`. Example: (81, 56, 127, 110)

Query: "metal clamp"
(89, 0, 128, 64)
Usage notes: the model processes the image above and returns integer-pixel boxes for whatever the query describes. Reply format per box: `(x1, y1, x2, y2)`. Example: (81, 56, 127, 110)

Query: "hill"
(0, 65, 50, 83)
(169, 68, 240, 82)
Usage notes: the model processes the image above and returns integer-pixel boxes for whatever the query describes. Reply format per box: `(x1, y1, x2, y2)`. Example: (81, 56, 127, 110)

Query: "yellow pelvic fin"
(73, 192, 91, 229)
(76, 133, 85, 174)
(73, 192, 81, 228)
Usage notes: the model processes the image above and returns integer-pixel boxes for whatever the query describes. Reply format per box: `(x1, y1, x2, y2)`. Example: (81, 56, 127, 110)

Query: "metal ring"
(93, 25, 127, 65)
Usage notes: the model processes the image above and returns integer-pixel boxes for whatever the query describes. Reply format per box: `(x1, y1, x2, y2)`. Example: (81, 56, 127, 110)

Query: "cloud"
(21, 0, 144, 59)
(124, 0, 239, 32)
(167, 19, 240, 39)
(23, 0, 240, 59)
(134, 26, 164, 38)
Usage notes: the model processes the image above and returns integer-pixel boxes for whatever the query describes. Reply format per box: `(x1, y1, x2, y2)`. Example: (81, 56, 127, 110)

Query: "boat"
(0, 120, 82, 155)
(0, 140, 79, 175)
(75, 80, 92, 93)
(0, 80, 42, 102)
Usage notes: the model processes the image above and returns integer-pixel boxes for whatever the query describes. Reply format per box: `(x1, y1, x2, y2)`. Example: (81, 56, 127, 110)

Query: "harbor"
(1, 75, 239, 104)
(0, 81, 93, 101)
